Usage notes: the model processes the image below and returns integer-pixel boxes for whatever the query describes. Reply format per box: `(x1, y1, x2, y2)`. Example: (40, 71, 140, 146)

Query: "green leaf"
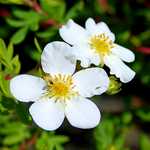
(0, 75, 10, 97)
(65, 1, 84, 21)
(0, 113, 31, 146)
(139, 30, 150, 42)
(1, 96, 16, 110)
(2, 123, 30, 145)
(0, 39, 20, 74)
(94, 117, 128, 150)
(10, 27, 28, 44)
(3, 134, 24, 145)
(130, 36, 141, 47)
(30, 23, 39, 31)
(0, 0, 24, 4)
(136, 109, 150, 122)
(10, 55, 21, 74)
(0, 58, 10, 68)
(7, 42, 14, 61)
(9, 9, 44, 34)
(36, 132, 69, 150)
(0, 39, 14, 69)
(40, 0, 66, 21)
(117, 31, 130, 44)
(37, 27, 57, 39)
(15, 102, 31, 124)
(140, 134, 150, 150)
(94, 119, 115, 150)
(0, 38, 6, 58)
(114, 135, 125, 150)
(6, 18, 25, 28)
(34, 37, 42, 53)
(121, 112, 132, 124)
(13, 10, 41, 31)
(13, 9, 32, 19)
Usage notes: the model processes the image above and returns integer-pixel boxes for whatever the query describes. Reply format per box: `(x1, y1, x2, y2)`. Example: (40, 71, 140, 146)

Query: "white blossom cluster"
(10, 18, 135, 130)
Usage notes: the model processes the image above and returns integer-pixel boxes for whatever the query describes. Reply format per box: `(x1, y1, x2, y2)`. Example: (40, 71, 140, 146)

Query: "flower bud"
(106, 76, 121, 95)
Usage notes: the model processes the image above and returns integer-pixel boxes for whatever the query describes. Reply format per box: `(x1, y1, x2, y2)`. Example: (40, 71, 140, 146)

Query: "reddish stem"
(27, 0, 61, 28)
(32, 1, 42, 13)
(0, 8, 10, 17)
(144, 0, 150, 8)
(95, 16, 101, 23)
(41, 19, 57, 27)
(5, 74, 12, 80)
(98, 0, 109, 11)
(98, 0, 108, 7)
(41, 19, 62, 28)
(136, 47, 150, 55)
(19, 134, 37, 150)
(131, 96, 144, 108)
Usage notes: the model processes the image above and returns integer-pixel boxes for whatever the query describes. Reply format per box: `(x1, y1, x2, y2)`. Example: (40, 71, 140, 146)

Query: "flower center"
(89, 33, 114, 57)
(43, 74, 78, 101)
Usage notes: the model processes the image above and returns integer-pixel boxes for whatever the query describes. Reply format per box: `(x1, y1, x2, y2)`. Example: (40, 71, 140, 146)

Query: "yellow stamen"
(89, 33, 114, 57)
(43, 74, 78, 101)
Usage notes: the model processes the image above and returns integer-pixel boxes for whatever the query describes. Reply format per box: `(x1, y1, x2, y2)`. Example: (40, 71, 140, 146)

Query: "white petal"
(104, 54, 135, 83)
(85, 18, 115, 42)
(59, 19, 88, 45)
(85, 18, 96, 31)
(111, 44, 135, 62)
(71, 44, 100, 67)
(73, 68, 109, 97)
(65, 97, 100, 129)
(96, 22, 115, 42)
(10, 75, 45, 102)
(41, 41, 76, 75)
(29, 99, 65, 131)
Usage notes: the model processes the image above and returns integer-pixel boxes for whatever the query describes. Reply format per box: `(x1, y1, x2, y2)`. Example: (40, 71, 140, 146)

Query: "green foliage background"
(0, 0, 150, 149)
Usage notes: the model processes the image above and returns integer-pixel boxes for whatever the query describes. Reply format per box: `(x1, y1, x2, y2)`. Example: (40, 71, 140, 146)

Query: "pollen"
(89, 33, 114, 57)
(43, 74, 78, 101)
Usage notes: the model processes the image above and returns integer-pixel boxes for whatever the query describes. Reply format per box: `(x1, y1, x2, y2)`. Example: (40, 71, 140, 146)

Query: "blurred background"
(0, 0, 150, 149)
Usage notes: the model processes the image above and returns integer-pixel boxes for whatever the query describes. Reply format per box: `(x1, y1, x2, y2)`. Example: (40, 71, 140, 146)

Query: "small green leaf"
(37, 27, 57, 39)
(1, 96, 16, 110)
(36, 132, 69, 150)
(136, 109, 150, 122)
(13, 9, 31, 19)
(15, 102, 31, 124)
(10, 27, 28, 44)
(65, 1, 84, 21)
(6, 18, 25, 28)
(40, 0, 66, 21)
(0, 58, 10, 68)
(0, 38, 6, 58)
(121, 112, 132, 124)
(34, 37, 42, 53)
(139, 30, 150, 42)
(2, 125, 30, 145)
(0, 75, 10, 97)
(11, 55, 21, 74)
(30, 23, 39, 31)
(140, 134, 150, 150)
(117, 31, 130, 44)
(0, 0, 24, 4)
(0, 39, 12, 69)
(7, 42, 14, 61)
(130, 36, 141, 47)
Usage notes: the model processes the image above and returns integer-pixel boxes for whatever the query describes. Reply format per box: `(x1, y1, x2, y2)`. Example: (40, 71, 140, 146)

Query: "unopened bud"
(110, 146, 116, 150)
(106, 76, 121, 95)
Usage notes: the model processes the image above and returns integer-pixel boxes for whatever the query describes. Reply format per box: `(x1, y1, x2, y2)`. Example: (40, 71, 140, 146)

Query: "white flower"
(10, 41, 109, 131)
(59, 18, 136, 83)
